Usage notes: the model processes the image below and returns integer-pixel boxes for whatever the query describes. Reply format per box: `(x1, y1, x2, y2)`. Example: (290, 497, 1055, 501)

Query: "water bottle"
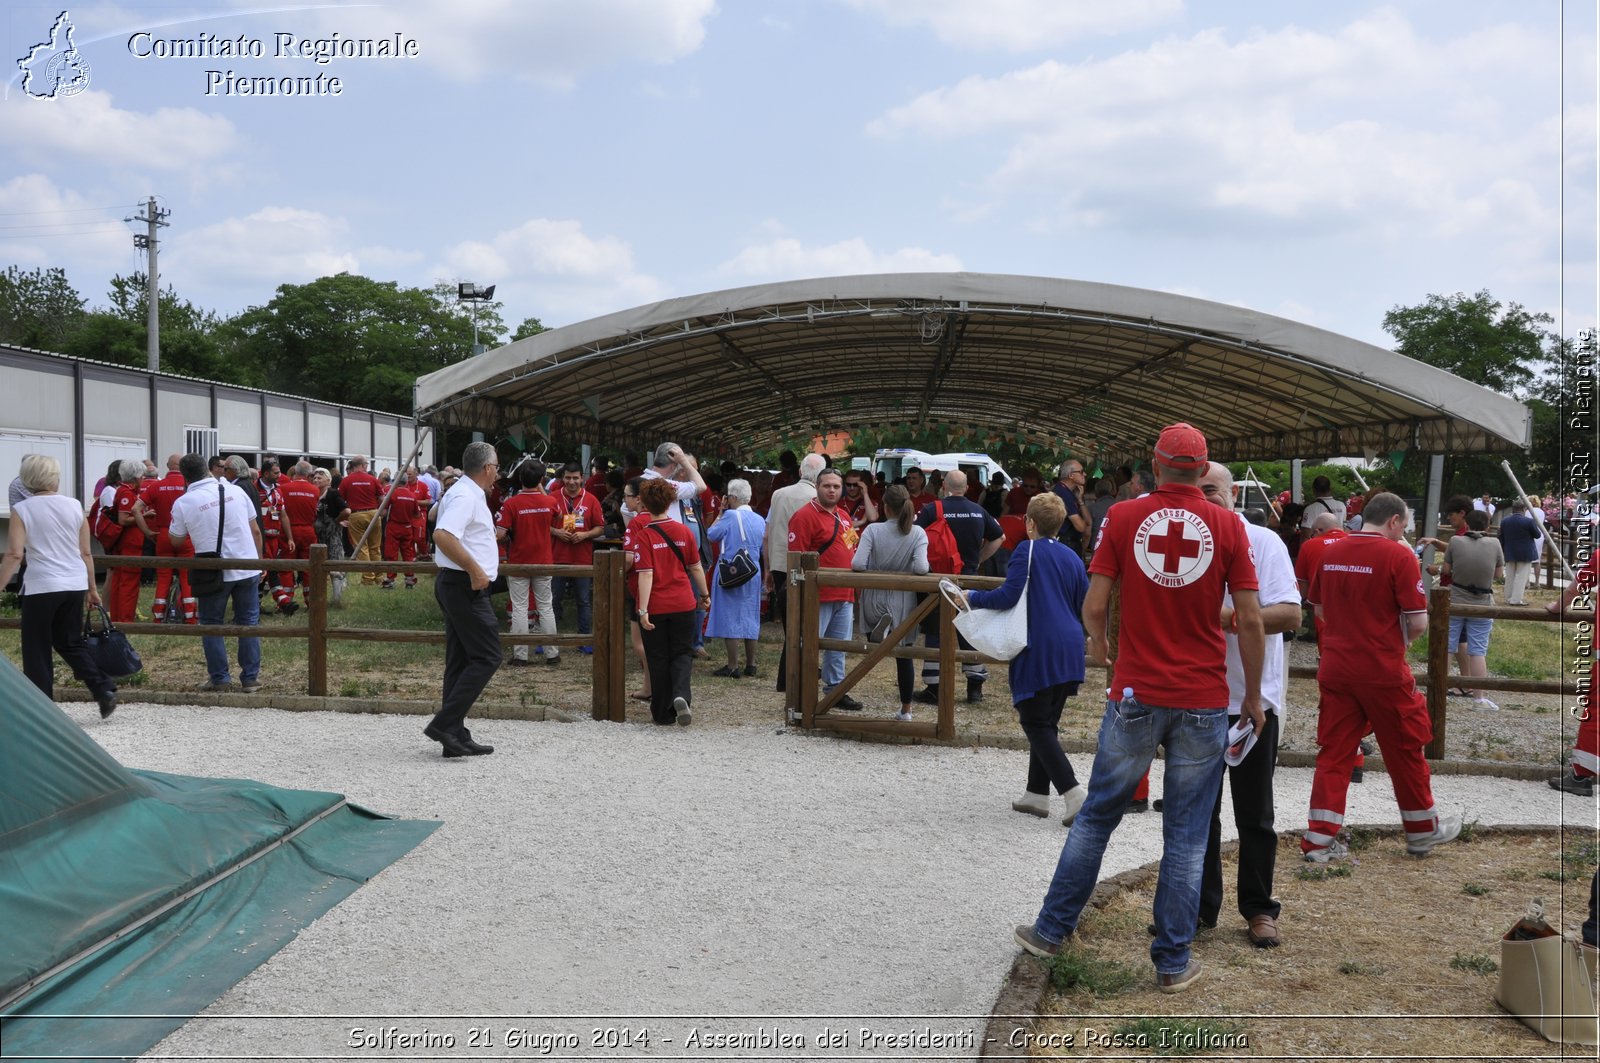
(1121, 686, 1135, 708)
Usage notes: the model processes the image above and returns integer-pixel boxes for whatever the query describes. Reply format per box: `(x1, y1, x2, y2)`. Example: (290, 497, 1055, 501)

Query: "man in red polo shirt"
(1014, 422, 1263, 996)
(1005, 468, 1044, 516)
(255, 458, 298, 614)
(341, 455, 383, 583)
(278, 462, 321, 602)
(550, 461, 605, 651)
(1302, 491, 1460, 862)
(136, 453, 196, 623)
(786, 467, 861, 711)
(496, 462, 561, 665)
(381, 467, 427, 589)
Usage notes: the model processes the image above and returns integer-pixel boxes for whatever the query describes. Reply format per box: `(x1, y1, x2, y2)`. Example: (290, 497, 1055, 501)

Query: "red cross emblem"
(1133, 508, 1214, 587)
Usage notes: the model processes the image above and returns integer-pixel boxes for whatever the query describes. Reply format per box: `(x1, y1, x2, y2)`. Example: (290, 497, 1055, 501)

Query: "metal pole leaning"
(306, 544, 329, 696)
(1425, 586, 1450, 760)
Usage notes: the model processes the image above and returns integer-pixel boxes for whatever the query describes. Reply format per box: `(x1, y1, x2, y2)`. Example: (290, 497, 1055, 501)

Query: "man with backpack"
(915, 469, 1004, 703)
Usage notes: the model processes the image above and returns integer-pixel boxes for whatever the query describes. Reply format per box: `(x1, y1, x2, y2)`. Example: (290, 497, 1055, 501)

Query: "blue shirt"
(967, 536, 1088, 704)
(1498, 513, 1541, 563)
(915, 495, 1002, 575)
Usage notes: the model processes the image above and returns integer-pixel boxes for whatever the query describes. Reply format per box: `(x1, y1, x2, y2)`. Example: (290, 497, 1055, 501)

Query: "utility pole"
(129, 196, 170, 372)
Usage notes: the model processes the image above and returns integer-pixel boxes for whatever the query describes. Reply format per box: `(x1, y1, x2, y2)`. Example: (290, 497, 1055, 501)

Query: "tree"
(428, 281, 507, 352)
(1382, 290, 1550, 396)
(230, 273, 479, 414)
(512, 316, 547, 342)
(59, 273, 238, 381)
(0, 265, 86, 350)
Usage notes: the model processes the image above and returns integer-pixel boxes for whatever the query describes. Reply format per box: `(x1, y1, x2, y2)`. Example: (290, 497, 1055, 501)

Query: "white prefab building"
(0, 344, 434, 524)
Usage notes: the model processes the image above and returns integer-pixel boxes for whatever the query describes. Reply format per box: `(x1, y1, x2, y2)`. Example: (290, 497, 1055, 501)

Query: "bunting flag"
(1388, 450, 1406, 470)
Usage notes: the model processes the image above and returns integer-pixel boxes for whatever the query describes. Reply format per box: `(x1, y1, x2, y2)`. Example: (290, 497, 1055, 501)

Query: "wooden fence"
(1, 549, 1589, 752)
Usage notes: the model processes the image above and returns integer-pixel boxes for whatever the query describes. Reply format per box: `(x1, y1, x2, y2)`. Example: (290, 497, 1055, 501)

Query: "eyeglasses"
(485, 463, 500, 471)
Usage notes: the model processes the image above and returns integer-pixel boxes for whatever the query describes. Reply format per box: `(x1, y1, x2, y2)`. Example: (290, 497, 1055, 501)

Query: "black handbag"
(189, 484, 226, 596)
(82, 604, 143, 678)
(717, 509, 759, 590)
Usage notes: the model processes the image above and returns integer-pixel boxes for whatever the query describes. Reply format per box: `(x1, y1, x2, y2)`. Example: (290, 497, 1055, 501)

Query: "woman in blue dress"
(705, 478, 767, 677)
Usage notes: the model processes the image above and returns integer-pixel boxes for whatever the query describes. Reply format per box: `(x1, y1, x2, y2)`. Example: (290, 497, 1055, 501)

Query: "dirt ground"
(1019, 829, 1600, 1061)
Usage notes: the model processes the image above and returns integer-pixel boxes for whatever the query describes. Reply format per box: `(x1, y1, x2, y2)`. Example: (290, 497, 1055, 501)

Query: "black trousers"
(431, 569, 503, 735)
(21, 590, 114, 700)
(1016, 682, 1080, 795)
(641, 610, 695, 723)
(894, 657, 914, 704)
(1201, 711, 1281, 924)
(772, 571, 789, 692)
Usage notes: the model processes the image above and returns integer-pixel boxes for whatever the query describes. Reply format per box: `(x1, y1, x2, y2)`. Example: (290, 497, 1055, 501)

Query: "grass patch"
(1538, 869, 1582, 882)
(1563, 842, 1600, 868)
(1047, 950, 1141, 995)
(1449, 953, 1499, 975)
(1338, 960, 1387, 976)
(1459, 819, 1480, 843)
(1408, 612, 1563, 681)
(1298, 864, 1354, 881)
(1347, 827, 1379, 852)
(1462, 882, 1490, 896)
(1109, 1017, 1248, 1056)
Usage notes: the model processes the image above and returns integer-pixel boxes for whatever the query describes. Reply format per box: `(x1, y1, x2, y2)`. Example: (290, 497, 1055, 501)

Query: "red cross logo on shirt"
(1133, 508, 1215, 587)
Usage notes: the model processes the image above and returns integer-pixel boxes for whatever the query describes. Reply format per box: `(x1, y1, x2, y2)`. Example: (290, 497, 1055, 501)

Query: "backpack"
(925, 499, 962, 575)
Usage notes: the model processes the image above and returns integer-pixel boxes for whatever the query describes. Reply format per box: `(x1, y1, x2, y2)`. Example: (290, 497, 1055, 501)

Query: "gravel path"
(64, 702, 1591, 1061)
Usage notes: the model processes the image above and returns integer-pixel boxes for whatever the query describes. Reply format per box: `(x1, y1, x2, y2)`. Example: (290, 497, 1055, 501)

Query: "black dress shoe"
(834, 693, 864, 711)
(913, 686, 940, 705)
(96, 691, 117, 719)
(1125, 799, 1149, 814)
(423, 723, 480, 758)
(456, 729, 495, 756)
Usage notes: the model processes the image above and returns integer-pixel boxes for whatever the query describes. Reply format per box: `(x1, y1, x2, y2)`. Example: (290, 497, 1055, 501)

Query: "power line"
(0, 205, 127, 217)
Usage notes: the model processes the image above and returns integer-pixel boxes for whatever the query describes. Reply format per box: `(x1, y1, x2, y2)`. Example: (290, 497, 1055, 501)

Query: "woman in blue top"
(966, 492, 1090, 825)
(705, 478, 767, 677)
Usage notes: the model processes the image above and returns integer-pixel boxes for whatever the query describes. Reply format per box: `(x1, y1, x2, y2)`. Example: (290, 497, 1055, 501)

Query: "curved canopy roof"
(413, 273, 1530, 462)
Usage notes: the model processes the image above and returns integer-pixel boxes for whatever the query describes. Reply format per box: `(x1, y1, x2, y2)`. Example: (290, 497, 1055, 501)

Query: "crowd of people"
(3, 433, 1592, 991)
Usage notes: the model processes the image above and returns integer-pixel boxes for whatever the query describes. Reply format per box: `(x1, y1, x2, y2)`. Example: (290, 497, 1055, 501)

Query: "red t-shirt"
(1293, 528, 1349, 587)
(908, 491, 938, 513)
(258, 482, 286, 534)
(138, 472, 187, 533)
(342, 471, 381, 511)
(550, 489, 604, 565)
(1089, 482, 1258, 708)
(280, 477, 320, 529)
(627, 516, 700, 614)
(386, 483, 422, 526)
(495, 490, 558, 565)
(839, 494, 867, 524)
(584, 472, 610, 502)
(408, 483, 431, 527)
(111, 484, 144, 553)
(1309, 531, 1428, 687)
(1005, 484, 1040, 516)
(786, 500, 858, 603)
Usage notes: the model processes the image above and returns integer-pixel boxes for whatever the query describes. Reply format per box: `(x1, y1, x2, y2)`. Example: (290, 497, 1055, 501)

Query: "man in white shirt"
(763, 453, 826, 693)
(168, 452, 264, 692)
(425, 441, 502, 758)
(1197, 462, 1302, 948)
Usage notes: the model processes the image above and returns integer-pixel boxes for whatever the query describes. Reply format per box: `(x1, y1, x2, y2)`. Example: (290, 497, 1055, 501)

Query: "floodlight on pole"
(455, 281, 496, 355)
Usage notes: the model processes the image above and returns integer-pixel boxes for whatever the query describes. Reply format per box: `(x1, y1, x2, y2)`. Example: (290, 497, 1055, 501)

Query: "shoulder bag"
(940, 537, 1033, 660)
(189, 484, 227, 596)
(82, 603, 143, 678)
(717, 509, 759, 589)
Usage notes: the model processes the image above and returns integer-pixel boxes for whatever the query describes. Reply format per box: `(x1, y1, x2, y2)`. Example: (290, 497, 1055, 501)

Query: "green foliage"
(1298, 864, 1353, 881)
(0, 265, 85, 349)
(1383, 290, 1549, 395)
(1347, 827, 1379, 852)
(1462, 882, 1490, 896)
(1046, 949, 1140, 995)
(1449, 953, 1499, 975)
(1338, 960, 1387, 976)
(511, 316, 547, 342)
(1459, 819, 1479, 843)
(1223, 460, 1370, 500)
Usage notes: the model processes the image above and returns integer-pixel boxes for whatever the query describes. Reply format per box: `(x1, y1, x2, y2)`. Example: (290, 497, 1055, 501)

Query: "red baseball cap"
(1153, 422, 1208, 470)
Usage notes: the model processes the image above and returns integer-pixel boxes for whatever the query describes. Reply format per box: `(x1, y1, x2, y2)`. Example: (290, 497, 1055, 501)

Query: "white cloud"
(296, 0, 717, 87)
(169, 207, 372, 291)
(868, 11, 1561, 244)
(0, 89, 238, 170)
(0, 175, 135, 276)
(436, 218, 666, 325)
(840, 0, 1180, 50)
(716, 231, 963, 280)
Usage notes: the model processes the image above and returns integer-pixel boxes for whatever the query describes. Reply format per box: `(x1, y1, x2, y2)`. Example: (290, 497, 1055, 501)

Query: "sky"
(0, 0, 1595, 355)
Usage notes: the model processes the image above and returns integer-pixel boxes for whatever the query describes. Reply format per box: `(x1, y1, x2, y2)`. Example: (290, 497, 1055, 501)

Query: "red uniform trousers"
(288, 525, 316, 597)
(1573, 675, 1599, 778)
(261, 532, 295, 607)
(413, 517, 429, 561)
(1303, 678, 1440, 856)
(107, 544, 144, 623)
(384, 524, 417, 583)
(152, 531, 197, 623)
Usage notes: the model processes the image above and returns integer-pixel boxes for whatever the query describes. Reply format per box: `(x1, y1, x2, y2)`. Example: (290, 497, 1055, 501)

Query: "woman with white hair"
(0, 455, 119, 717)
(105, 457, 149, 623)
(705, 478, 766, 677)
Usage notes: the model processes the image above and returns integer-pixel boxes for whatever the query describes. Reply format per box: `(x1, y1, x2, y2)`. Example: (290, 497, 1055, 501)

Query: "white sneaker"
(1060, 784, 1088, 826)
(1406, 811, 1462, 856)
(1011, 792, 1050, 818)
(673, 696, 692, 727)
(894, 709, 913, 722)
(1303, 837, 1350, 863)
(1473, 697, 1500, 712)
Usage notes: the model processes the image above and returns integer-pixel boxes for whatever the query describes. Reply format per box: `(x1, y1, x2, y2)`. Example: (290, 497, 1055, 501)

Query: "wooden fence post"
(936, 590, 958, 741)
(592, 550, 627, 722)
(306, 544, 328, 697)
(784, 556, 805, 719)
(1426, 586, 1450, 760)
(798, 553, 820, 728)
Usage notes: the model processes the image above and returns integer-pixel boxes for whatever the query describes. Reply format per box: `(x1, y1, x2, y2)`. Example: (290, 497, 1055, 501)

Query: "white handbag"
(939, 540, 1032, 660)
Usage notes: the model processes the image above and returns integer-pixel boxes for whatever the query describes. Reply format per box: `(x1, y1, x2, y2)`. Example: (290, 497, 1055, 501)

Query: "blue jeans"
(817, 599, 853, 690)
(198, 577, 261, 687)
(550, 575, 593, 634)
(1032, 696, 1228, 975)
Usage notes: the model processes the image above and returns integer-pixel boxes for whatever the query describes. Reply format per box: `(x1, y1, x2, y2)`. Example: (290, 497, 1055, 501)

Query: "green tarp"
(0, 658, 438, 1061)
